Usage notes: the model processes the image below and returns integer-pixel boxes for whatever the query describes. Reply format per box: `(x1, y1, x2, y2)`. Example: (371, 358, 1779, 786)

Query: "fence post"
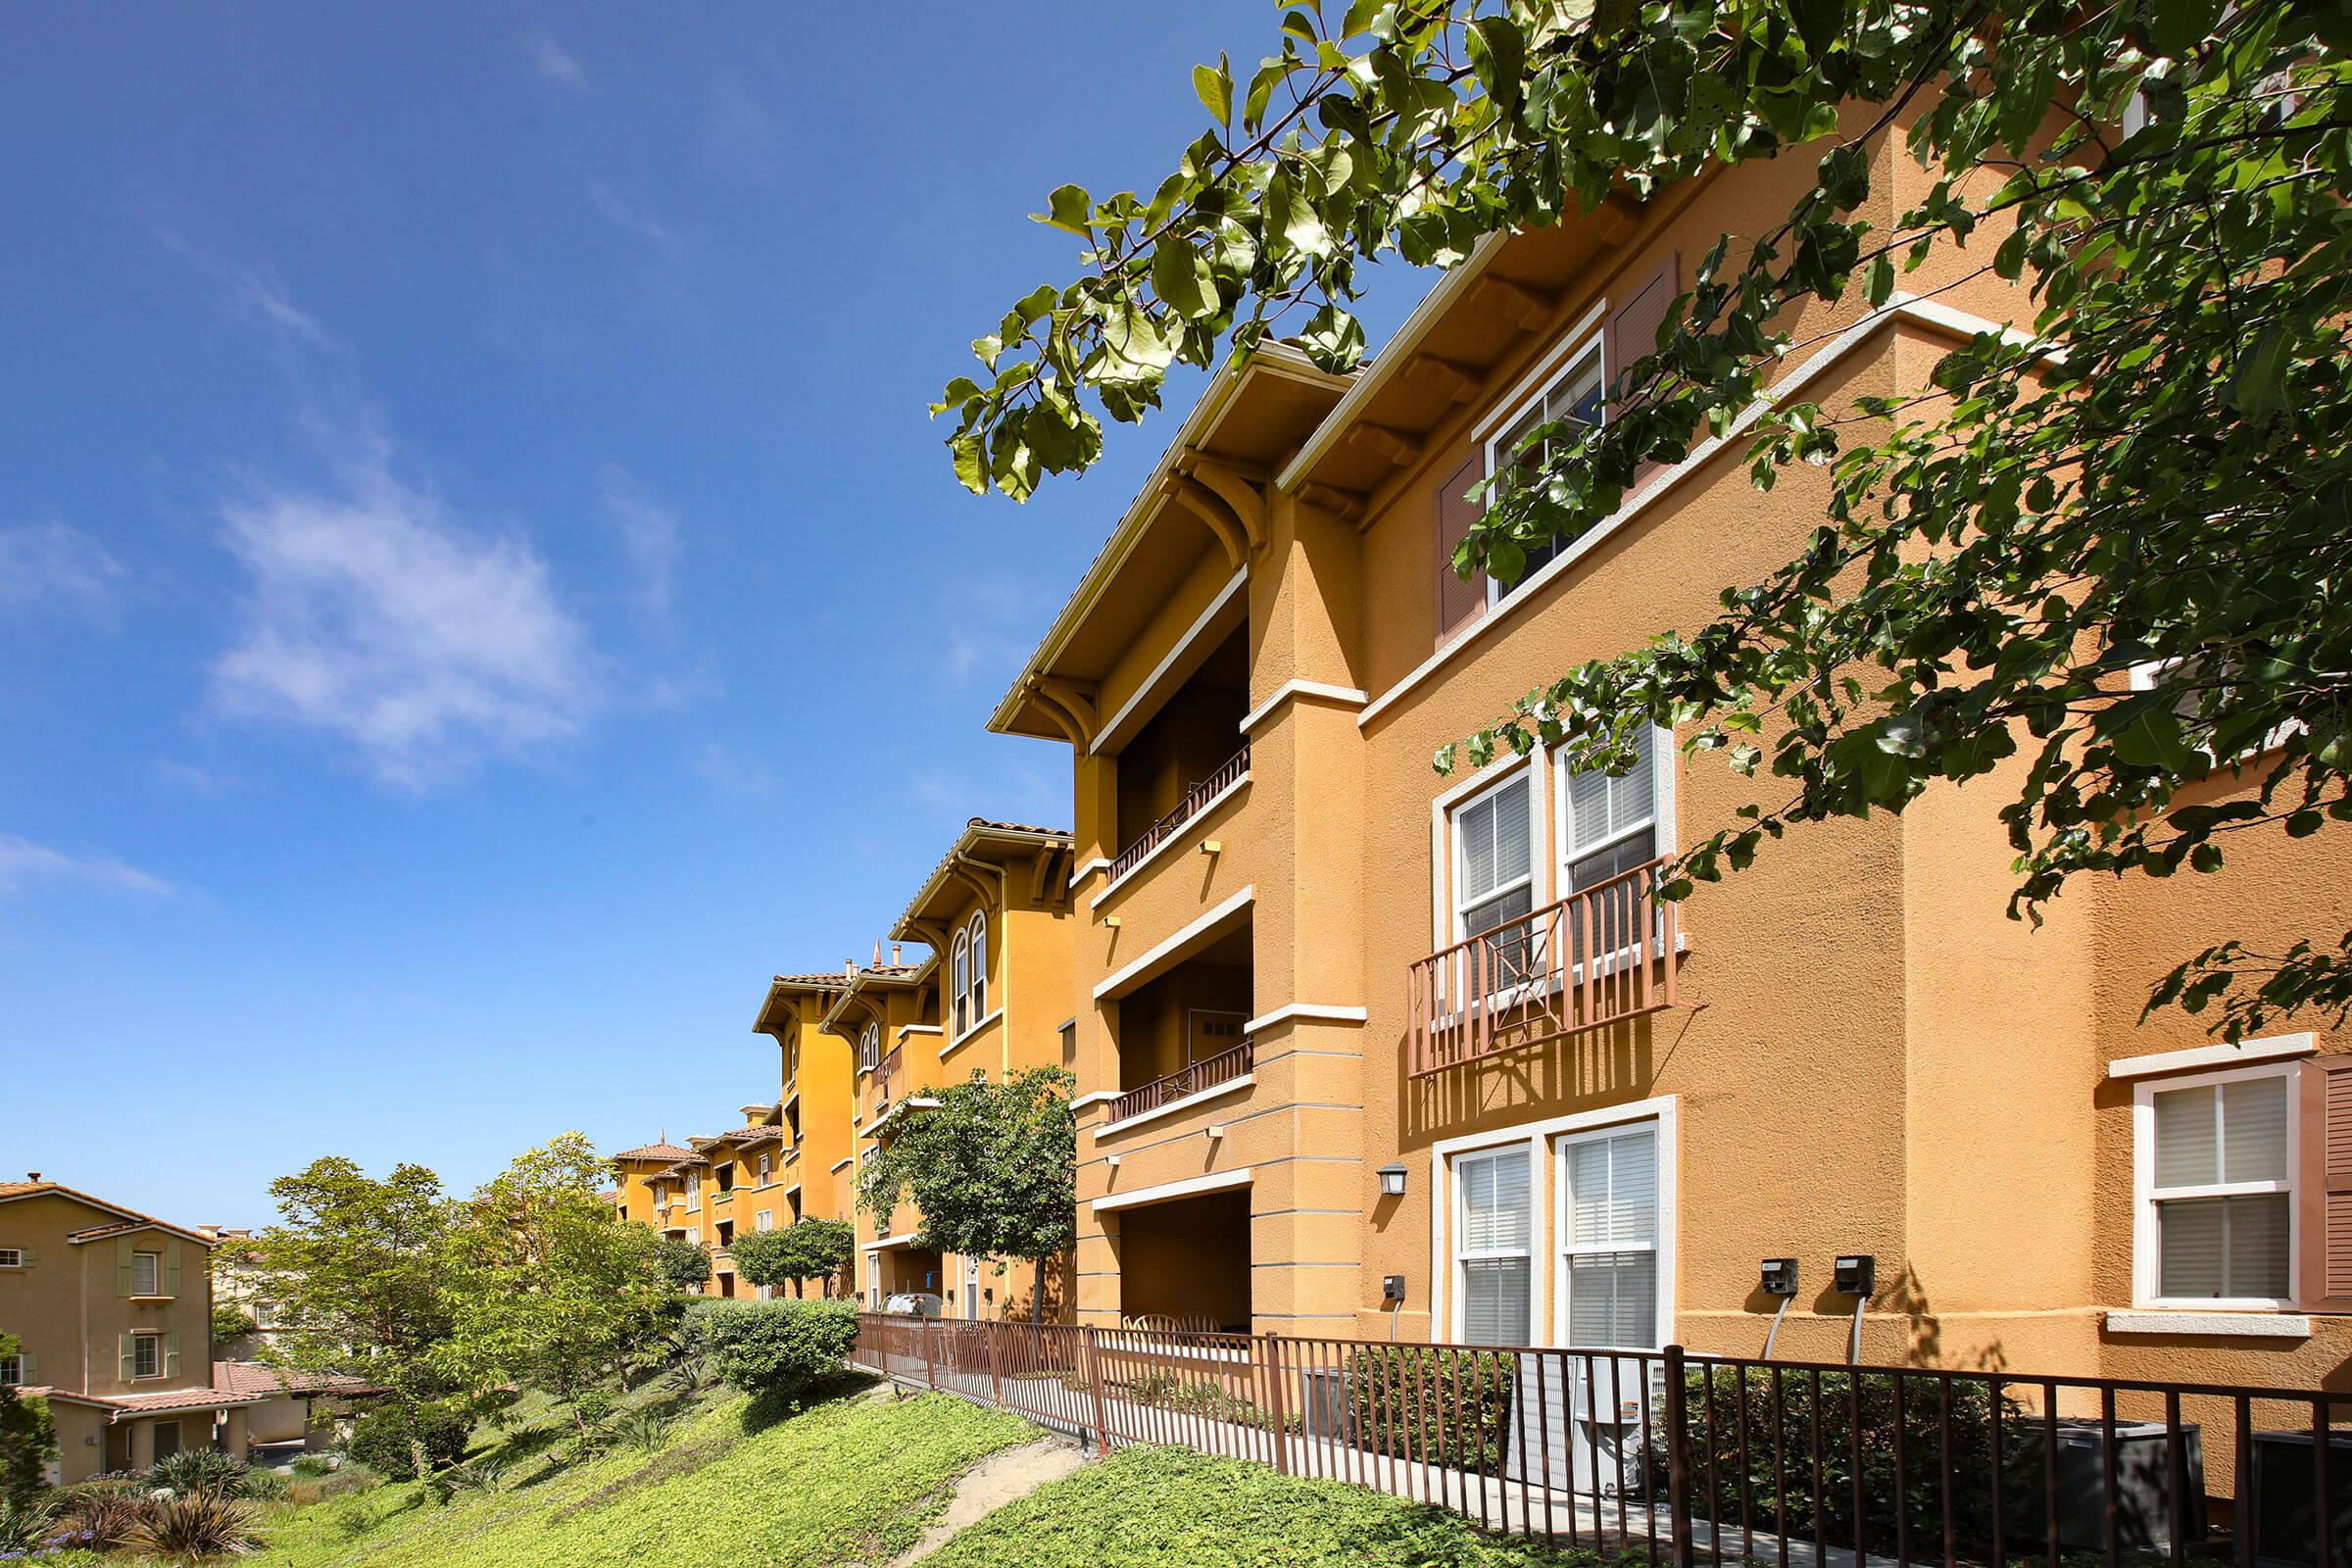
(1264, 1333, 1292, 1476)
(921, 1315, 937, 1390)
(1663, 1343, 1696, 1568)
(1082, 1325, 1111, 1454)
(986, 1316, 1004, 1408)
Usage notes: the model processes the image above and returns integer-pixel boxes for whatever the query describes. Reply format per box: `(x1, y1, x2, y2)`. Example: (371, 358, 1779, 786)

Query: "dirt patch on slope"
(885, 1436, 1092, 1567)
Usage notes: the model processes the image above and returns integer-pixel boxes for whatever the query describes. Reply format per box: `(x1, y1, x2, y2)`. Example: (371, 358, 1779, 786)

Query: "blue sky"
(1, 4, 1428, 1226)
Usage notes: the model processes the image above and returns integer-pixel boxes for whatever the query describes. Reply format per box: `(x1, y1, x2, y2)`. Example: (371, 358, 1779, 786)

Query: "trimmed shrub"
(348, 1399, 470, 1479)
(1344, 1346, 1517, 1473)
(212, 1302, 259, 1342)
(697, 1298, 860, 1398)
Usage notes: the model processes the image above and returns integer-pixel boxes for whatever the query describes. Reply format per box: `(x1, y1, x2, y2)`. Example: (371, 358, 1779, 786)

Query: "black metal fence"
(851, 1314, 2350, 1567)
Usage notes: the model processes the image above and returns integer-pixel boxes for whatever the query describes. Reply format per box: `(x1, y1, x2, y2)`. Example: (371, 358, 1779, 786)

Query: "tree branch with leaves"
(942, 0, 2352, 1040)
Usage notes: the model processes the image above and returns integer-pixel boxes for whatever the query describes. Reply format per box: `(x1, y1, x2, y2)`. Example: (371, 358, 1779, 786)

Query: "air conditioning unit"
(2247, 1428, 2352, 1568)
(1505, 1354, 1659, 1497)
(2004, 1419, 2205, 1553)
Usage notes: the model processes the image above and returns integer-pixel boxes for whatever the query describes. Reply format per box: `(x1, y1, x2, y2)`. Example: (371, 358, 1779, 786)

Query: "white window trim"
(1427, 1095, 1678, 1348)
(131, 1250, 161, 1298)
(0, 1249, 21, 1269)
(947, 912, 991, 1048)
(132, 1332, 162, 1380)
(2131, 1059, 2301, 1311)
(0, 1354, 21, 1387)
(1444, 760, 1548, 949)
(1554, 1121, 1666, 1351)
(1482, 339, 1607, 610)
(686, 1172, 701, 1214)
(2127, 657, 2303, 761)
(951, 930, 971, 1039)
(1429, 751, 1544, 953)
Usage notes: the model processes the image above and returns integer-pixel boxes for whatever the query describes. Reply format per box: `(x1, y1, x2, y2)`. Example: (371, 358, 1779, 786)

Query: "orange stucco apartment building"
(615, 817, 1078, 1314)
(985, 117, 2352, 1388)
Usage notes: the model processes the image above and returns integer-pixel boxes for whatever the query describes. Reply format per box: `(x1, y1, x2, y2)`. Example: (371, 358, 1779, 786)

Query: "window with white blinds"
(1562, 726, 1661, 893)
(1485, 345, 1604, 605)
(1455, 1148, 1533, 1345)
(1453, 772, 1535, 942)
(1562, 1125, 1661, 1348)
(2143, 1068, 2294, 1304)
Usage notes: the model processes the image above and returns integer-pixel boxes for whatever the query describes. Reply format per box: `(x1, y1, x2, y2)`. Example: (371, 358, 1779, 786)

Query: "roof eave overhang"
(987, 343, 1352, 740)
(888, 822, 1077, 941)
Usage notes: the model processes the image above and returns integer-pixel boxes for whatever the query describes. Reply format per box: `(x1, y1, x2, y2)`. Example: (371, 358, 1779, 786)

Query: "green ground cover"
(922, 1445, 1604, 1568)
(230, 1386, 1028, 1568)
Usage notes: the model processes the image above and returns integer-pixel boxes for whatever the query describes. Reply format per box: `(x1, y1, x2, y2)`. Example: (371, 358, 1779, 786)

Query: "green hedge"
(1344, 1347, 1517, 1472)
(693, 1298, 860, 1398)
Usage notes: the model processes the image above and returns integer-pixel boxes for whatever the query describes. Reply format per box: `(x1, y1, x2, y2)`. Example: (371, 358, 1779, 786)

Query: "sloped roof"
(612, 1144, 695, 1162)
(0, 1181, 220, 1248)
(212, 1361, 385, 1400)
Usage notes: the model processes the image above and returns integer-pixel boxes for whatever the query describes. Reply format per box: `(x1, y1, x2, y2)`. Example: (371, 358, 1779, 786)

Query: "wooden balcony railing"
(869, 1044, 903, 1112)
(1107, 742, 1250, 883)
(1407, 857, 1679, 1076)
(1105, 1039, 1252, 1125)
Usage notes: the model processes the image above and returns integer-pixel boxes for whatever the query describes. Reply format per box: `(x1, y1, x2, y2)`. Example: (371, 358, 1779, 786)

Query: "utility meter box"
(1834, 1254, 1876, 1296)
(1760, 1258, 1799, 1298)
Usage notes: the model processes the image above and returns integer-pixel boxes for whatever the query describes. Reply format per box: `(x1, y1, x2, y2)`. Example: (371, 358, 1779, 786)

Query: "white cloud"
(600, 466, 680, 616)
(0, 523, 124, 623)
(209, 446, 602, 791)
(0, 834, 173, 897)
(528, 33, 590, 91)
(587, 182, 683, 252)
(154, 760, 230, 795)
(231, 265, 341, 352)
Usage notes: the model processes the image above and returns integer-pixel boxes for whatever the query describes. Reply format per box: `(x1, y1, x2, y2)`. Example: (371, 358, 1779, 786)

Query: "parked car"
(882, 1292, 943, 1318)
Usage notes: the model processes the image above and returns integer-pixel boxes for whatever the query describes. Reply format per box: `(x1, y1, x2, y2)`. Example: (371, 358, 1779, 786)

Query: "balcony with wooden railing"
(867, 1043, 903, 1115)
(1106, 742, 1250, 885)
(1104, 1038, 1253, 1126)
(1407, 857, 1679, 1076)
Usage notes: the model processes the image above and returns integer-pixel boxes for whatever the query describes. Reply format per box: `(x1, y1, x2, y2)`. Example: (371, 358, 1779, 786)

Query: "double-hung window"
(858, 1025, 880, 1074)
(2138, 1067, 2294, 1305)
(1485, 345, 1606, 606)
(1455, 1148, 1534, 1345)
(131, 1250, 160, 1298)
(1561, 1124, 1661, 1347)
(132, 1333, 161, 1379)
(0, 1249, 21, 1269)
(757, 1153, 770, 1186)
(1453, 771, 1539, 992)
(0, 1354, 22, 1386)
(686, 1172, 701, 1213)
(964, 913, 987, 1023)
(1560, 726, 1669, 965)
(952, 930, 971, 1037)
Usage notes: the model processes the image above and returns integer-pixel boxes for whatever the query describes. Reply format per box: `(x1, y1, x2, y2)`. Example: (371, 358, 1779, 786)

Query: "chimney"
(24, 1172, 39, 1183)
(891, 943, 903, 965)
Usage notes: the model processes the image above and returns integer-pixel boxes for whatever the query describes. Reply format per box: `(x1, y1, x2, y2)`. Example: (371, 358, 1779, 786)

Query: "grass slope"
(238, 1387, 1031, 1568)
(923, 1446, 1605, 1568)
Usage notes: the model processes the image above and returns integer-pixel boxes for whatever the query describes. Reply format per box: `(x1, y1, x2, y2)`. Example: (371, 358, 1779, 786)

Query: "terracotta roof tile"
(0, 1180, 219, 1247)
(612, 1144, 695, 1162)
(212, 1361, 385, 1399)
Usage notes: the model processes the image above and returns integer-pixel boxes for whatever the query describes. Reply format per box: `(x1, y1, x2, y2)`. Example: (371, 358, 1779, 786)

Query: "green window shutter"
(164, 1332, 181, 1380)
(165, 1240, 181, 1298)
(116, 1237, 133, 1297)
(119, 1334, 135, 1382)
(16, 1248, 29, 1268)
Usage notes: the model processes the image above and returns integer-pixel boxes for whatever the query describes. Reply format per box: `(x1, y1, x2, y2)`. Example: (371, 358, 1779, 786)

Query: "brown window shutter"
(2313, 1056, 2352, 1307)
(1434, 453, 1488, 646)
(1603, 252, 1681, 497)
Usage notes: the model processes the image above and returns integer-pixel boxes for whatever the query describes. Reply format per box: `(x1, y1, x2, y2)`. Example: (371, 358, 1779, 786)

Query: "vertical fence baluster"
(1809, 1368, 1826, 1568)
(2166, 1391, 2187, 1568)
(1941, 1374, 1957, 1568)
(2317, 1396, 2334, 1568)
(1772, 1364, 1788, 1568)
(2103, 1386, 2123, 1568)
(1894, 1371, 1912, 1568)
(2043, 1380, 2061, 1568)
(1664, 1345, 1695, 1568)
(1704, 1357, 1723, 1563)
(2235, 1396, 2255, 1568)
(1084, 1326, 1109, 1455)
(1851, 1370, 1868, 1564)
(1266, 1333, 1291, 1476)
(1619, 1354, 1636, 1555)
(1737, 1361, 1753, 1560)
(1588, 1349, 1609, 1550)
(1991, 1378, 2008, 1568)
(1539, 1351, 1559, 1549)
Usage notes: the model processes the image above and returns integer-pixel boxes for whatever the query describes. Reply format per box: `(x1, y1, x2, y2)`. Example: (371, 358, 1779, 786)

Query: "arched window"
(951, 930, 971, 1038)
(964, 912, 988, 1025)
(858, 1024, 879, 1073)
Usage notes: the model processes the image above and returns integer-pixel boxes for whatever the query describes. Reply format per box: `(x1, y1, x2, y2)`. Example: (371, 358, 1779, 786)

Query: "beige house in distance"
(0, 1179, 265, 1481)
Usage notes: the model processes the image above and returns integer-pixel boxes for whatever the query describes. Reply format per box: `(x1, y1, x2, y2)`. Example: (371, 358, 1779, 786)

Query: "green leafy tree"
(653, 1234, 713, 1293)
(939, 0, 2352, 1039)
(858, 1068, 1075, 1320)
(253, 1156, 453, 1396)
(435, 1134, 674, 1428)
(0, 1333, 55, 1513)
(728, 1218, 856, 1298)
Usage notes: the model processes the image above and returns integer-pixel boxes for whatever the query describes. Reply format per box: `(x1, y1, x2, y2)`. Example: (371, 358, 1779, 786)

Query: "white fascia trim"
(1090, 774, 1250, 909)
(1092, 1166, 1254, 1214)
(1470, 299, 1613, 448)
(865, 1098, 943, 1137)
(1356, 293, 2020, 731)
(1090, 568, 1249, 757)
(1239, 680, 1371, 736)
(1093, 884, 1256, 1001)
(860, 1232, 924, 1252)
(2107, 1032, 2315, 1080)
(1095, 1075, 1254, 1139)
(829, 1157, 853, 1174)
(2104, 1310, 2312, 1339)
(1243, 1004, 1368, 1034)
(1071, 1090, 1124, 1111)
(896, 1024, 944, 1043)
(1066, 858, 1111, 892)
(939, 1009, 1004, 1056)
(1276, 232, 1509, 492)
